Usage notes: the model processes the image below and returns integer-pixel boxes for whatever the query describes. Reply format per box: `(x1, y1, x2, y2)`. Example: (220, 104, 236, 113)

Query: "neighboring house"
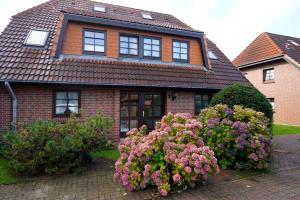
(0, 0, 249, 141)
(233, 32, 300, 126)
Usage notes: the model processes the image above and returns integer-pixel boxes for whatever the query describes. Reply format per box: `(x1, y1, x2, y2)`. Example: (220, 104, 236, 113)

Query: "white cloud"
(0, 0, 299, 60)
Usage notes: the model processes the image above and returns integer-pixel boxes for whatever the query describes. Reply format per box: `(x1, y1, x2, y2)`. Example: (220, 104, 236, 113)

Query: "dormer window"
(24, 29, 49, 47)
(142, 13, 152, 20)
(94, 5, 106, 12)
(208, 51, 218, 59)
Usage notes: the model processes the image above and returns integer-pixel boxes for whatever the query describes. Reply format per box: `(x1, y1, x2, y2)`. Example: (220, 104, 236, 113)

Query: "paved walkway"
(1, 134, 300, 200)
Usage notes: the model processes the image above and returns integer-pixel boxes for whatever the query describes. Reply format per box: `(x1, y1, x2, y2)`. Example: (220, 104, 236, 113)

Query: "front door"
(120, 91, 164, 138)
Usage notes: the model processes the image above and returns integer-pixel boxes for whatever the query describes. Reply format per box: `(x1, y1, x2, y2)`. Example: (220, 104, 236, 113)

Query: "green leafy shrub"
(200, 104, 272, 169)
(209, 84, 273, 121)
(3, 112, 112, 175)
(114, 113, 219, 196)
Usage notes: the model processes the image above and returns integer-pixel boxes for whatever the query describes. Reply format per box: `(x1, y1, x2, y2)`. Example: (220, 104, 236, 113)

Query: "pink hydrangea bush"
(200, 104, 272, 169)
(114, 113, 219, 196)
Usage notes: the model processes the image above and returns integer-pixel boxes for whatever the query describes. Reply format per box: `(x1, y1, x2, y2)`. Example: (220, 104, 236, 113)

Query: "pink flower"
(184, 166, 192, 173)
(172, 173, 181, 183)
(248, 153, 259, 161)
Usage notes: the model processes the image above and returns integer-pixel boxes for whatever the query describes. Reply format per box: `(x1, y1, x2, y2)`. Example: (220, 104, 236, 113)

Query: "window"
(195, 94, 210, 115)
(94, 5, 106, 12)
(24, 29, 49, 47)
(83, 30, 105, 54)
(267, 98, 275, 109)
(119, 35, 138, 56)
(141, 13, 152, 20)
(54, 91, 80, 117)
(143, 37, 161, 58)
(172, 40, 189, 62)
(208, 51, 218, 59)
(263, 68, 274, 82)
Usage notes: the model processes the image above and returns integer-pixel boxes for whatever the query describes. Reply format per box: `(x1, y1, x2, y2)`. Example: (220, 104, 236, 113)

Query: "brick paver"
(1, 135, 300, 200)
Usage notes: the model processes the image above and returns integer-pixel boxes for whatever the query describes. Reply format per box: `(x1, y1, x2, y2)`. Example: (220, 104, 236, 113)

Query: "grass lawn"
(0, 159, 17, 185)
(90, 149, 120, 161)
(272, 124, 300, 136)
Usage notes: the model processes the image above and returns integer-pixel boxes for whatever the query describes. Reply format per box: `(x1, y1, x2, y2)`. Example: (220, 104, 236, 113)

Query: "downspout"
(4, 82, 17, 132)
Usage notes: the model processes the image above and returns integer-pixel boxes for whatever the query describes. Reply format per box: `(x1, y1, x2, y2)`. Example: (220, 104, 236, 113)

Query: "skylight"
(24, 29, 49, 47)
(94, 5, 106, 12)
(288, 39, 300, 46)
(141, 13, 153, 20)
(208, 51, 218, 59)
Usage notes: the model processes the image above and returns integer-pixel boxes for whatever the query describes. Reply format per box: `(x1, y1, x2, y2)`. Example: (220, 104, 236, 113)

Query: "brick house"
(233, 32, 300, 126)
(0, 0, 249, 141)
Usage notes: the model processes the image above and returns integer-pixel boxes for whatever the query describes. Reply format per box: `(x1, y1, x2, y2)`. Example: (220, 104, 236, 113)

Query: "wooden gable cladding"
(62, 22, 204, 65)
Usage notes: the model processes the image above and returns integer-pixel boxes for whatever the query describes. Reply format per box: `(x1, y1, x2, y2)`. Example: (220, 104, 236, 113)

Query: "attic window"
(142, 13, 152, 20)
(24, 29, 49, 47)
(94, 5, 106, 12)
(208, 51, 218, 59)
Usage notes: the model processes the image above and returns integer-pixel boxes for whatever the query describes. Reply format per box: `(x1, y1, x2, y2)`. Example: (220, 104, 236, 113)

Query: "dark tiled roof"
(233, 32, 300, 67)
(0, 0, 249, 89)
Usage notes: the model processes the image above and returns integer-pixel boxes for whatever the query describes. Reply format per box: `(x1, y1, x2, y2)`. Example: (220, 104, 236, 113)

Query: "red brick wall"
(166, 91, 195, 114)
(0, 84, 120, 141)
(240, 60, 300, 125)
(62, 22, 204, 65)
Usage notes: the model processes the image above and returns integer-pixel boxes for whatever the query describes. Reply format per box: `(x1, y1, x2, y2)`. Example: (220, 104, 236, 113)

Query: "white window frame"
(94, 5, 106, 12)
(24, 29, 49, 47)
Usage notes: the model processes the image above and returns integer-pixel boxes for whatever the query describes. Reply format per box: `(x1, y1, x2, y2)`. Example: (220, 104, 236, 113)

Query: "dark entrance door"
(120, 91, 164, 138)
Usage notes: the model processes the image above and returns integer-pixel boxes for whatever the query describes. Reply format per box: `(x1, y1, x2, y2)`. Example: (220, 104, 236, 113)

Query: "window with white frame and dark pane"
(195, 94, 210, 115)
(143, 37, 161, 58)
(83, 30, 105, 54)
(172, 40, 189, 62)
(263, 68, 274, 82)
(119, 35, 138, 56)
(54, 91, 80, 117)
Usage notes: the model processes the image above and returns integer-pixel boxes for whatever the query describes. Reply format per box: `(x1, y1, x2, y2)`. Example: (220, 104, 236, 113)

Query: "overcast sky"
(1, 0, 300, 60)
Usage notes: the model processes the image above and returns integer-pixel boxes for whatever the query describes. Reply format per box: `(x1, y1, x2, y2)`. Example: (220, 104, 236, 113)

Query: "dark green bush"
(210, 84, 273, 121)
(3, 112, 112, 175)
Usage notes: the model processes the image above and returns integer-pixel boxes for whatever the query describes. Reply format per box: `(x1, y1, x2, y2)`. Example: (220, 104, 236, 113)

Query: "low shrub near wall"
(114, 113, 219, 196)
(3, 112, 112, 175)
(200, 104, 272, 169)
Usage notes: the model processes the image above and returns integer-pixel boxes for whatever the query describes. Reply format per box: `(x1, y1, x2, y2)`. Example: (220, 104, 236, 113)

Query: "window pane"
(84, 38, 94, 45)
(95, 32, 104, 39)
(144, 119, 153, 130)
(120, 42, 128, 48)
(152, 39, 160, 45)
(153, 95, 161, 105)
(144, 44, 151, 50)
(152, 51, 160, 57)
(84, 44, 94, 51)
(129, 37, 137, 43)
(152, 45, 160, 51)
(181, 48, 188, 54)
(181, 54, 188, 60)
(181, 42, 188, 48)
(56, 92, 67, 99)
(69, 106, 79, 113)
(25, 30, 48, 46)
(68, 92, 78, 99)
(202, 94, 209, 101)
(130, 120, 138, 129)
(173, 42, 180, 47)
(121, 120, 129, 132)
(144, 50, 151, 56)
(144, 106, 152, 117)
(121, 105, 129, 117)
(120, 48, 128, 54)
(130, 106, 138, 117)
(173, 53, 180, 59)
(153, 106, 161, 116)
(56, 99, 67, 106)
(84, 31, 94, 38)
(56, 106, 67, 114)
(129, 43, 138, 49)
(95, 46, 105, 52)
(129, 49, 138, 55)
(95, 39, 104, 46)
(120, 36, 128, 42)
(173, 47, 180, 53)
(144, 38, 151, 44)
(121, 93, 129, 102)
(68, 99, 78, 107)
